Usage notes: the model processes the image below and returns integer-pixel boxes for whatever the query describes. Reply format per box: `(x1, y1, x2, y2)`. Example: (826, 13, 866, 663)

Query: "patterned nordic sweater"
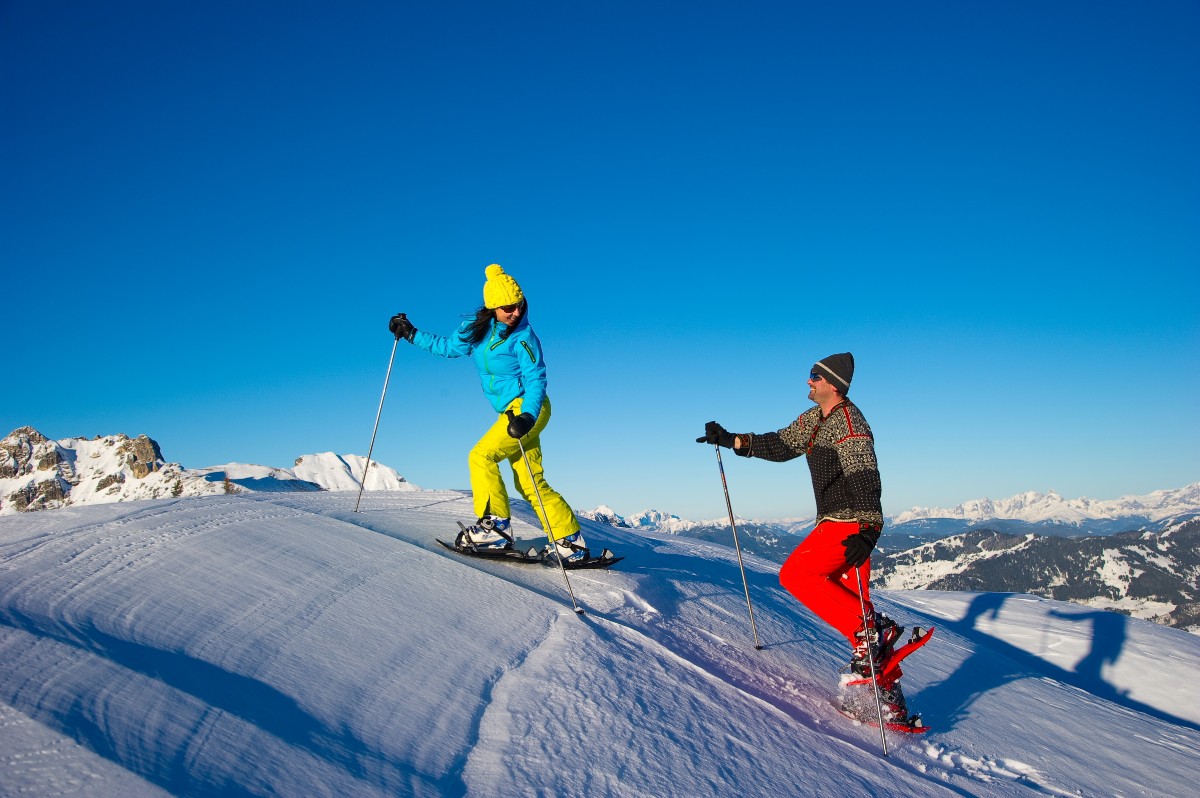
(734, 400, 883, 527)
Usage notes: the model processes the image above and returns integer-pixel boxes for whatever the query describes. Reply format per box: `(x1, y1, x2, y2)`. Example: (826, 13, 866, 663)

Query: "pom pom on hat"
(483, 263, 525, 309)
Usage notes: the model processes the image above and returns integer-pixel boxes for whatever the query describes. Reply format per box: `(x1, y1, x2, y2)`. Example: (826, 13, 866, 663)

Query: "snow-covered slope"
(195, 453, 416, 494)
(1, 490, 1197, 797)
(293, 452, 415, 492)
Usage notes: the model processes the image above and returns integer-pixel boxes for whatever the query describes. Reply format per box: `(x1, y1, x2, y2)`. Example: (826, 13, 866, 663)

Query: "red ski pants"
(779, 520, 873, 645)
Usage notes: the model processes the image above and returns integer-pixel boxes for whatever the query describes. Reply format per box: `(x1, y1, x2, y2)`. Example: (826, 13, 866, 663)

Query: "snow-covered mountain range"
(579, 506, 816, 537)
(585, 483, 1200, 540)
(891, 483, 1200, 529)
(2, 490, 1197, 796)
(0, 427, 416, 515)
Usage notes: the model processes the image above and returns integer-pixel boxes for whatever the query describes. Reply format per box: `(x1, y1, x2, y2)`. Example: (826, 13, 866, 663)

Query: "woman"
(388, 264, 589, 562)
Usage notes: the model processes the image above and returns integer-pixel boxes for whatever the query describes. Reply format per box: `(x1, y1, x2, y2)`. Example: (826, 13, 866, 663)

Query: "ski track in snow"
(2, 491, 1198, 797)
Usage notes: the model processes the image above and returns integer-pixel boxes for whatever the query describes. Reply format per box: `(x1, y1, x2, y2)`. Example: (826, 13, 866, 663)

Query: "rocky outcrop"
(115, 435, 163, 478)
(1, 426, 52, 479)
(96, 472, 126, 492)
(8, 477, 69, 511)
(2, 427, 177, 513)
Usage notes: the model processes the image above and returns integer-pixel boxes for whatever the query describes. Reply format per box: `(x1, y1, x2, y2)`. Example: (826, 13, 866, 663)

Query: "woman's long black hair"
(461, 298, 528, 346)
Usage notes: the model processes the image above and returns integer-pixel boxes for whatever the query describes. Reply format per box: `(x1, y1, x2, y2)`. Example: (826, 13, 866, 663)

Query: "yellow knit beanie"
(482, 264, 524, 309)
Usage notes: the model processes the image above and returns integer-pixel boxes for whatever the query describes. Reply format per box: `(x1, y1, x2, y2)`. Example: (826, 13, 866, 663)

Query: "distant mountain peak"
(580, 506, 716, 534)
(0, 427, 417, 515)
(892, 483, 1200, 526)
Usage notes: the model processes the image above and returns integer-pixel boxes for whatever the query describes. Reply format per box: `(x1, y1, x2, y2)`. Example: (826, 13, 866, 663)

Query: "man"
(698, 352, 913, 722)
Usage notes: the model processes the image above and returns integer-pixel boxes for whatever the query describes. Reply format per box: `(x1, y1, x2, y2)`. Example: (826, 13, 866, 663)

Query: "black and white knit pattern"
(735, 401, 883, 527)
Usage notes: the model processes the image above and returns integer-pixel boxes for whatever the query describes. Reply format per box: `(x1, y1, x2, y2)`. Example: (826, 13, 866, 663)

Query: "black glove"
(506, 409, 536, 439)
(695, 420, 736, 448)
(388, 313, 416, 341)
(842, 524, 882, 568)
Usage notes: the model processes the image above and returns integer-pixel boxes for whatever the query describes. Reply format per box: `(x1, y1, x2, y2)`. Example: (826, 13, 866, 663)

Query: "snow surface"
(2, 490, 1197, 797)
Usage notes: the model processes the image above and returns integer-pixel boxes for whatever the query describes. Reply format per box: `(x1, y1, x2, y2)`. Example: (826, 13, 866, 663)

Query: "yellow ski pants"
(468, 397, 580, 543)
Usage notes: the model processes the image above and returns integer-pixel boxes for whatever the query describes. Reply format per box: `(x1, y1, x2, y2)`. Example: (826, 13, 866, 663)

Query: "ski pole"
(711, 445, 763, 650)
(354, 333, 401, 513)
(854, 565, 889, 756)
(517, 437, 584, 615)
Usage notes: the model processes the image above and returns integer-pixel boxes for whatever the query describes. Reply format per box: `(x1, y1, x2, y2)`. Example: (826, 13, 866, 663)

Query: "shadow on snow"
(909, 592, 1198, 733)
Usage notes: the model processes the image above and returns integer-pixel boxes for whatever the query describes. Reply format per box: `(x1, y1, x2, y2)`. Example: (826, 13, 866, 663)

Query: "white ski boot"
(552, 531, 589, 564)
(457, 516, 513, 551)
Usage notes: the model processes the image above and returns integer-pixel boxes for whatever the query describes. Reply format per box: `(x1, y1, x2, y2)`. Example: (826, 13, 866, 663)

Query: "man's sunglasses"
(809, 371, 824, 382)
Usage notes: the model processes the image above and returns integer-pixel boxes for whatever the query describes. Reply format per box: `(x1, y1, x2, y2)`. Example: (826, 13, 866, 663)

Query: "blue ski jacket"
(411, 312, 548, 419)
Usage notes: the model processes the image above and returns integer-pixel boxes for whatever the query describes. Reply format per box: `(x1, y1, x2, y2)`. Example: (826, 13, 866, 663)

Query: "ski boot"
(850, 613, 902, 677)
(550, 531, 589, 564)
(455, 515, 514, 551)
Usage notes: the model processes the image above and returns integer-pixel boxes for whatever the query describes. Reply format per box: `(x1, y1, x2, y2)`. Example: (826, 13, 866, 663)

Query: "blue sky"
(4, 0, 1197, 520)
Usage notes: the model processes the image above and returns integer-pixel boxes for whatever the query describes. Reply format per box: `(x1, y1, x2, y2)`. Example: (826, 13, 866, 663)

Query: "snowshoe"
(543, 537, 624, 570)
(845, 626, 935, 689)
(436, 521, 542, 563)
(837, 675, 930, 734)
(877, 681, 928, 734)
